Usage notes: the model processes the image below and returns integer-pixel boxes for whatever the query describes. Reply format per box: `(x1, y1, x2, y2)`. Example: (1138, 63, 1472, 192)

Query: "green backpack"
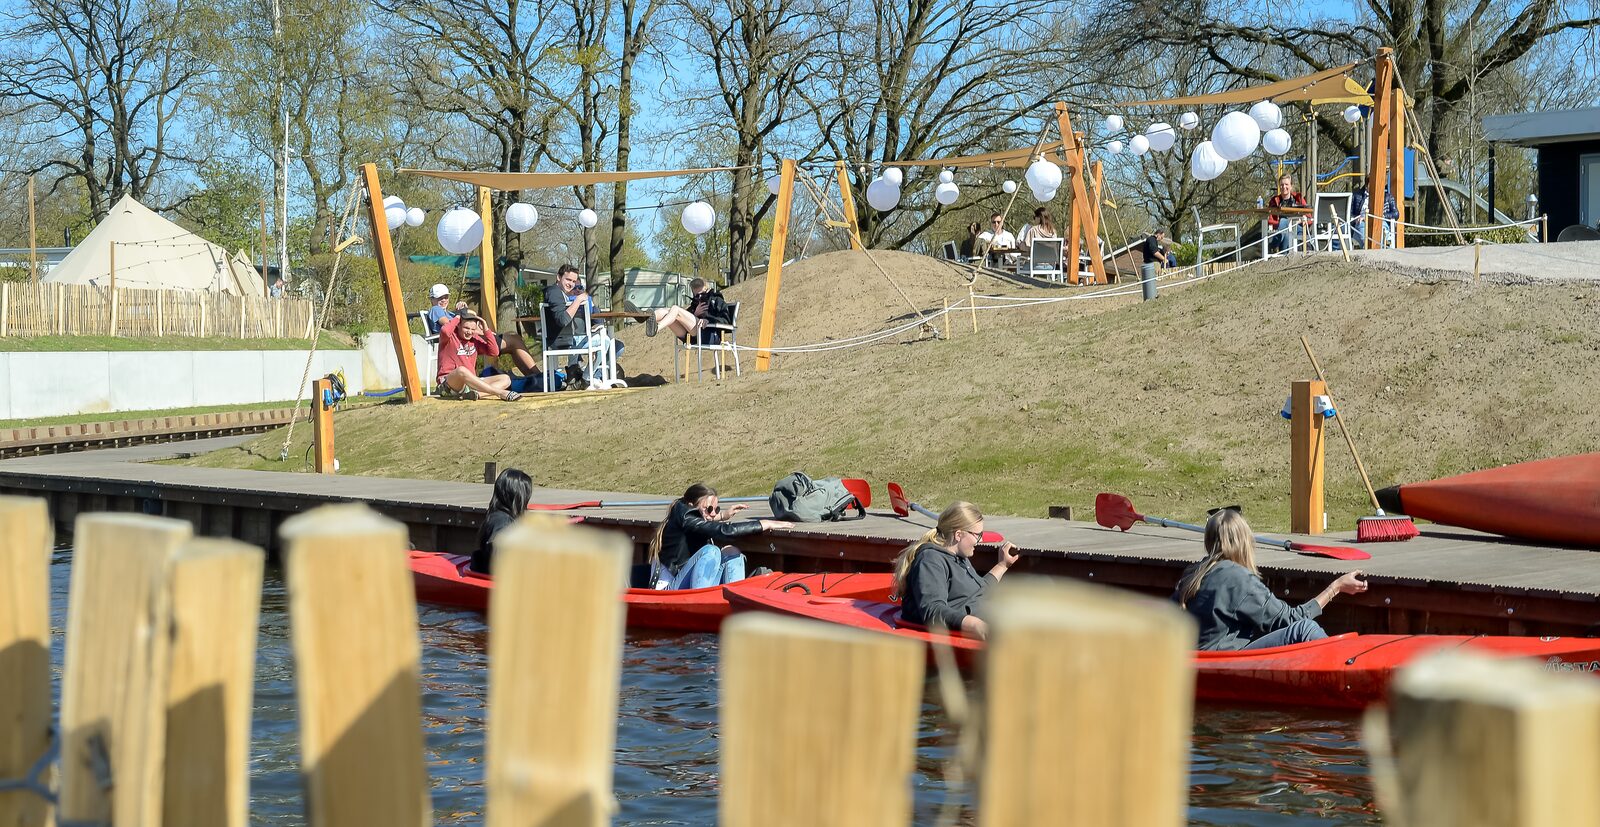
(768, 472, 866, 522)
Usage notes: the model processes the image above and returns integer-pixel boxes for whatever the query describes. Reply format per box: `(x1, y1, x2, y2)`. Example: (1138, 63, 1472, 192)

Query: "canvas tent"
(44, 194, 266, 295)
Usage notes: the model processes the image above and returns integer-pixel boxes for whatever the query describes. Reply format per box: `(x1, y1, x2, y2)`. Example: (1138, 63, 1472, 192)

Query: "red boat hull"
(722, 585, 1600, 709)
(408, 550, 894, 632)
(1378, 452, 1600, 547)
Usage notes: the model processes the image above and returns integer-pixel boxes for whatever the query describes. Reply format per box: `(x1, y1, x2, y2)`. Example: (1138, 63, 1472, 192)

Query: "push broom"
(1301, 336, 1419, 542)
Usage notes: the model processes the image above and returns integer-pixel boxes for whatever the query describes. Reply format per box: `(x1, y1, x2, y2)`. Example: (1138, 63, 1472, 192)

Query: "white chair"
(1020, 237, 1064, 282)
(410, 310, 441, 396)
(537, 299, 603, 393)
(677, 301, 742, 381)
(1193, 207, 1241, 275)
(941, 240, 960, 261)
(1309, 193, 1354, 252)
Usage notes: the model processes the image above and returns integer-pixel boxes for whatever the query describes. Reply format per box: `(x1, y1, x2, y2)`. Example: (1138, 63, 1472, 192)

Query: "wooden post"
(26, 175, 37, 283)
(362, 163, 424, 402)
(1091, 160, 1113, 283)
(312, 377, 335, 474)
(1068, 187, 1083, 285)
(1290, 379, 1328, 535)
(1389, 87, 1406, 248)
(109, 241, 118, 336)
(55, 283, 63, 335)
(260, 195, 270, 298)
(478, 185, 497, 331)
(1376, 651, 1600, 827)
(163, 539, 264, 827)
(968, 283, 978, 333)
(1, 283, 9, 338)
(0, 498, 51, 827)
(721, 613, 923, 826)
(200, 291, 208, 337)
(485, 516, 631, 827)
(1365, 48, 1395, 248)
(754, 158, 796, 372)
(281, 505, 429, 827)
(1056, 105, 1107, 284)
(1541, 214, 1549, 243)
(835, 161, 862, 251)
(981, 578, 1196, 826)
(157, 290, 164, 337)
(60, 513, 194, 827)
(942, 297, 951, 339)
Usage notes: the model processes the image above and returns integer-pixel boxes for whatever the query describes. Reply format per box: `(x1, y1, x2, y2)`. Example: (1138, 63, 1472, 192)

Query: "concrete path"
(1354, 239, 1600, 283)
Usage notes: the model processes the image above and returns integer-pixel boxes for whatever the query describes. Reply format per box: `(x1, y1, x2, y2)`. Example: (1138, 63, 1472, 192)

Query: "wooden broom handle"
(1300, 336, 1383, 511)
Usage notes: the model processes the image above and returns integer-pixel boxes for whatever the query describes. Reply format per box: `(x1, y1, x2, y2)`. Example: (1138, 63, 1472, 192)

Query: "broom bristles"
(1358, 514, 1419, 542)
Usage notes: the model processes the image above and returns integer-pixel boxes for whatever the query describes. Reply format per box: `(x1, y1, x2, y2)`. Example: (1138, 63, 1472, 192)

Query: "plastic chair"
(1310, 193, 1354, 251)
(1020, 237, 1065, 282)
(409, 310, 441, 396)
(678, 301, 742, 381)
(1192, 207, 1241, 274)
(537, 299, 603, 393)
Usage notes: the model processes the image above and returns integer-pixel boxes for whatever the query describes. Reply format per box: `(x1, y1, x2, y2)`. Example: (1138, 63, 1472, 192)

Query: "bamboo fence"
(0, 282, 314, 340)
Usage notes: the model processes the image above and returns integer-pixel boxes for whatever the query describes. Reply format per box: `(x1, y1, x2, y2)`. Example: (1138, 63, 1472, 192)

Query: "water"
(42, 554, 1379, 825)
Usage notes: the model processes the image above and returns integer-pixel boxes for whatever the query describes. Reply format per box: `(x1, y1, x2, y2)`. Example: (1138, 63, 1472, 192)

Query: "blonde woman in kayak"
(891, 501, 1020, 641)
(1175, 509, 1367, 650)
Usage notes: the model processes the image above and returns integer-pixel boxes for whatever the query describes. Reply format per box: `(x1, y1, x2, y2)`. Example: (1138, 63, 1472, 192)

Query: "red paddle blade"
(979, 531, 1006, 544)
(1094, 493, 1143, 531)
(842, 478, 872, 508)
(1285, 542, 1371, 561)
(887, 483, 911, 517)
(526, 501, 602, 511)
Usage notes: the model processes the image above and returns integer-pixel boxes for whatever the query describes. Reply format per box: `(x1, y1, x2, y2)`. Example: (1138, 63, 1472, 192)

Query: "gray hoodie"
(1174, 559, 1322, 651)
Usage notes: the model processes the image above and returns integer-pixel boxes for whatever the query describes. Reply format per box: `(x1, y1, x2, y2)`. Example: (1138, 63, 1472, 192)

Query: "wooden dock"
(3, 437, 1598, 636)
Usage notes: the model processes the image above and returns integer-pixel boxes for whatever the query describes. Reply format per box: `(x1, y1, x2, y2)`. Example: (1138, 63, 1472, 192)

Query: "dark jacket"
(1174, 559, 1322, 651)
(688, 288, 732, 326)
(902, 543, 995, 631)
(657, 499, 763, 576)
(469, 509, 516, 575)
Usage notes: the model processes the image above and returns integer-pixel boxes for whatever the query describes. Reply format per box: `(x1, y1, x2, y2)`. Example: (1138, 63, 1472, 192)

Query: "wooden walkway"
(3, 437, 1599, 635)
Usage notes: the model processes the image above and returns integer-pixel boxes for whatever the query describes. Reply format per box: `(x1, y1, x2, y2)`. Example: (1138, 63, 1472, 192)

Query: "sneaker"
(505, 391, 522, 402)
(645, 316, 659, 337)
(463, 389, 479, 401)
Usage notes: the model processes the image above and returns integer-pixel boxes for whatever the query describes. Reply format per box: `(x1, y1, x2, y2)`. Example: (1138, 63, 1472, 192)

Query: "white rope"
(1356, 212, 1541, 234)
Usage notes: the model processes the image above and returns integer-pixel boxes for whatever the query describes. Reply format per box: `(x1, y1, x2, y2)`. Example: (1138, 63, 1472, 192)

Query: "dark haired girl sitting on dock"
(647, 483, 792, 590)
(469, 468, 532, 575)
(1174, 509, 1366, 650)
(890, 501, 1019, 641)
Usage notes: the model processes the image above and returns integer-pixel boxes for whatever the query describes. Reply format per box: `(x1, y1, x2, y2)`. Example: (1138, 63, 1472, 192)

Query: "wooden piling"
(281, 504, 429, 827)
(486, 515, 632, 827)
(312, 377, 335, 473)
(979, 577, 1196, 827)
(1290, 380, 1327, 535)
(0, 497, 52, 827)
(721, 613, 924, 827)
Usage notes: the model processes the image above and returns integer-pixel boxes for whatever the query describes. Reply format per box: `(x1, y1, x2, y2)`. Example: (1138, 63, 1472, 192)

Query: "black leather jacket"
(657, 499, 763, 575)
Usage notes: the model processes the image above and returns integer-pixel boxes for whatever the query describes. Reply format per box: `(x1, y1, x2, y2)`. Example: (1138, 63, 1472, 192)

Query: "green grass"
(0, 330, 355, 352)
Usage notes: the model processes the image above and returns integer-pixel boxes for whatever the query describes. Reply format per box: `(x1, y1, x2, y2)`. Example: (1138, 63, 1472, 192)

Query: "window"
(1584, 153, 1600, 227)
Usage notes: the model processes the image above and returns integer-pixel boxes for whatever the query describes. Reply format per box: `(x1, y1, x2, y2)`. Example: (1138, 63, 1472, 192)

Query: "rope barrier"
(1357, 213, 1542, 234)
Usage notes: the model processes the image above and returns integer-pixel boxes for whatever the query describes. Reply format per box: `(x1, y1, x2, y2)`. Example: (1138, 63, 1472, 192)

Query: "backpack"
(769, 472, 866, 522)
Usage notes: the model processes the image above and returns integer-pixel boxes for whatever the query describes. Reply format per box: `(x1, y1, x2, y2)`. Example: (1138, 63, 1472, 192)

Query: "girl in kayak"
(890, 501, 1020, 640)
(1174, 509, 1367, 650)
(469, 468, 532, 575)
(647, 483, 793, 589)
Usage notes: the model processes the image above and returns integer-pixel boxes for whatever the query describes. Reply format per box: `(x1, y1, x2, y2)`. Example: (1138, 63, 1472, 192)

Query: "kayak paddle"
(525, 478, 874, 512)
(1094, 493, 1370, 561)
(886, 482, 1006, 544)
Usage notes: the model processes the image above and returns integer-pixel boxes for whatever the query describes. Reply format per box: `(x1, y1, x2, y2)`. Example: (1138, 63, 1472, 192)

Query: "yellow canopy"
(1113, 63, 1372, 108)
(400, 166, 746, 190)
(880, 140, 1070, 169)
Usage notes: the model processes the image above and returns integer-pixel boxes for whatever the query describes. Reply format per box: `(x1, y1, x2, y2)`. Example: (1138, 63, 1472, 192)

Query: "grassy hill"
(177, 250, 1600, 532)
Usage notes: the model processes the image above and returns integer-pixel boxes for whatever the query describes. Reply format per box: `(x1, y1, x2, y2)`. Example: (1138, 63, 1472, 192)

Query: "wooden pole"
(1389, 87, 1407, 248)
(1068, 185, 1083, 285)
(163, 539, 264, 827)
(26, 175, 37, 283)
(1091, 161, 1113, 283)
(60, 513, 194, 827)
(1290, 379, 1328, 534)
(968, 283, 978, 333)
(980, 578, 1196, 826)
(1056, 105, 1107, 284)
(282, 504, 429, 827)
(312, 377, 335, 473)
(721, 612, 924, 826)
(109, 241, 118, 336)
(362, 163, 424, 402)
(486, 516, 631, 827)
(1376, 651, 1600, 827)
(0, 497, 51, 827)
(942, 297, 951, 339)
(835, 161, 862, 251)
(754, 158, 796, 371)
(1365, 48, 1396, 248)
(478, 185, 497, 331)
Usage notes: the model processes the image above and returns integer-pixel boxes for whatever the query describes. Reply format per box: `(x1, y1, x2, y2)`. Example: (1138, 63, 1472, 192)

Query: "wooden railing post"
(312, 377, 335, 474)
(1290, 379, 1328, 534)
(0, 497, 52, 827)
(486, 516, 631, 827)
(281, 505, 429, 827)
(721, 612, 924, 826)
(754, 158, 796, 372)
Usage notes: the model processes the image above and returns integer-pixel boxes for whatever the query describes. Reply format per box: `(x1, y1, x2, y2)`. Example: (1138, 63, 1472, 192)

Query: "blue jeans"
(667, 543, 746, 589)
(1268, 223, 1299, 253)
(1243, 618, 1328, 650)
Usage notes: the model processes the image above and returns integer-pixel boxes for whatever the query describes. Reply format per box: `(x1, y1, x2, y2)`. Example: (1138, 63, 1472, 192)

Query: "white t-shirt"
(979, 229, 1017, 250)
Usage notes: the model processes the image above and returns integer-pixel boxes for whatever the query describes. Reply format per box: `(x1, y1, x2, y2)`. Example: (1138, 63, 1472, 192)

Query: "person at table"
(1267, 175, 1308, 254)
(1016, 207, 1057, 248)
(890, 501, 1020, 641)
(958, 221, 983, 260)
(437, 312, 520, 401)
(1349, 183, 1399, 249)
(543, 264, 597, 389)
(978, 212, 1018, 265)
(469, 467, 532, 575)
(1139, 228, 1170, 281)
(646, 483, 793, 589)
(1173, 509, 1367, 650)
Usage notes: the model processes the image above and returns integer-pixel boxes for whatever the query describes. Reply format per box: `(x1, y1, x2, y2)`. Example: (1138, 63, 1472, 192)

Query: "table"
(1222, 206, 1314, 257)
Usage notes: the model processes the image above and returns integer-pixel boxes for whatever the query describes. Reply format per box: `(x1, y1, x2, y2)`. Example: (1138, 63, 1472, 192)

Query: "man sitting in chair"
(543, 264, 597, 390)
(978, 212, 1018, 266)
(1267, 175, 1308, 254)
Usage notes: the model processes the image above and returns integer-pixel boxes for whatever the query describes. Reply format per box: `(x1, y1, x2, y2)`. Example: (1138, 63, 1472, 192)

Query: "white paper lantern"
(1129, 134, 1150, 155)
(1211, 111, 1261, 162)
(384, 205, 407, 231)
(1190, 141, 1228, 181)
(882, 167, 904, 187)
(1145, 122, 1176, 152)
(1343, 105, 1362, 124)
(865, 177, 900, 211)
(934, 181, 960, 205)
(1106, 140, 1123, 154)
(1249, 100, 1283, 131)
(1001, 180, 1018, 194)
(1178, 111, 1200, 130)
(1024, 158, 1062, 192)
(577, 208, 598, 229)
(766, 173, 783, 196)
(1105, 114, 1124, 132)
(937, 169, 955, 185)
(505, 202, 539, 233)
(383, 195, 406, 210)
(405, 207, 425, 227)
(436, 207, 484, 254)
(1262, 128, 1292, 156)
(681, 201, 716, 235)
(1034, 186, 1057, 203)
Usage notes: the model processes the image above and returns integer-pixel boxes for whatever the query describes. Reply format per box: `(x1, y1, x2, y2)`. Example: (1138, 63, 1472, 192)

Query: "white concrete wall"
(0, 349, 366, 420)
(360, 332, 432, 392)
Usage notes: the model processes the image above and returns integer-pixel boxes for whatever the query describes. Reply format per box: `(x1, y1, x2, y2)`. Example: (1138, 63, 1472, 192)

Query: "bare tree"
(608, 0, 665, 301)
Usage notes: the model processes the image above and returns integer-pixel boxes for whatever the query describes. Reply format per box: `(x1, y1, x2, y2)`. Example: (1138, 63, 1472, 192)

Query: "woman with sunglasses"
(646, 483, 793, 590)
(890, 501, 1020, 641)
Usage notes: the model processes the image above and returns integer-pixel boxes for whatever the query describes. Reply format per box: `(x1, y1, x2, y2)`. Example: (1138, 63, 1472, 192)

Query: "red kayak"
(722, 585, 1600, 709)
(1376, 453, 1600, 547)
(408, 550, 894, 632)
